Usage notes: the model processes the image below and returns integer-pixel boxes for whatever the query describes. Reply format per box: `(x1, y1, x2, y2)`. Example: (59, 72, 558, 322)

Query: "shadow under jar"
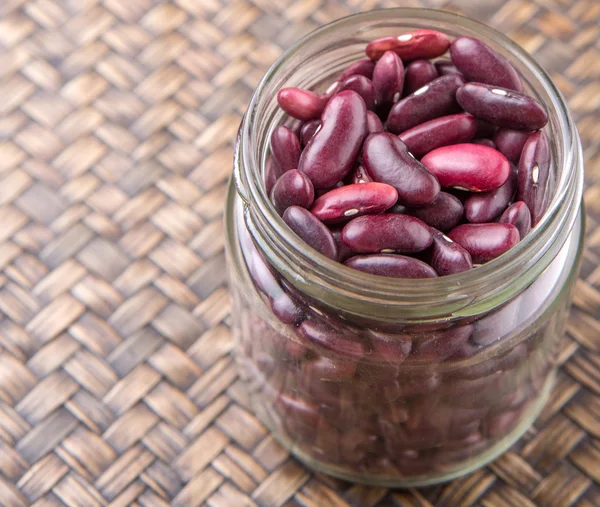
(225, 8, 584, 487)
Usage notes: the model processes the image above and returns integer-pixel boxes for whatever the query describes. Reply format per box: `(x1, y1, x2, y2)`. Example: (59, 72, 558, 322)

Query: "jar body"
(225, 9, 584, 487)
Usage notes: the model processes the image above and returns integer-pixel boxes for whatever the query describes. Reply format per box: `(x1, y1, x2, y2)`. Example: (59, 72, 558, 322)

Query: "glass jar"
(225, 8, 584, 487)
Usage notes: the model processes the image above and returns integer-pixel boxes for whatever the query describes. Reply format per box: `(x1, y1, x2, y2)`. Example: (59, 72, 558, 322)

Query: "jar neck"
(234, 8, 583, 323)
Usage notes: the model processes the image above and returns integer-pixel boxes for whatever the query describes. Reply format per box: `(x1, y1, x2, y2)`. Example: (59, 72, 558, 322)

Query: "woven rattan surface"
(0, 0, 599, 505)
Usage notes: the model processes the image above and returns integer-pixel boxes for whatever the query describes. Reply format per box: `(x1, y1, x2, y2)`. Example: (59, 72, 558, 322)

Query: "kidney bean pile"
(267, 30, 551, 278)
(234, 28, 566, 482)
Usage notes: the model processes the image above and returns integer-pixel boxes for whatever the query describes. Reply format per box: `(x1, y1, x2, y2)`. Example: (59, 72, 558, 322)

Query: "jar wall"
(226, 188, 583, 486)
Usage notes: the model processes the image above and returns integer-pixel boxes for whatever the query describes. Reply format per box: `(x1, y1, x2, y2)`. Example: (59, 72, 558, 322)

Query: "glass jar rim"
(235, 7, 583, 320)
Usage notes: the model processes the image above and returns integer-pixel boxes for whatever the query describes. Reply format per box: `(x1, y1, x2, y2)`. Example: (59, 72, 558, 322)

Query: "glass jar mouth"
(236, 8, 583, 319)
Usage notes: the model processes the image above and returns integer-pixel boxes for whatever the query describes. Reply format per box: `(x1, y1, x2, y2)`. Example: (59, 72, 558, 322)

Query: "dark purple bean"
(386, 74, 465, 134)
(265, 156, 278, 195)
(435, 59, 463, 76)
(398, 113, 477, 158)
(372, 51, 404, 109)
(500, 201, 531, 239)
(456, 83, 548, 131)
(421, 143, 510, 192)
(298, 90, 368, 189)
(363, 133, 440, 207)
(517, 130, 551, 224)
(282, 206, 338, 260)
(270, 169, 315, 215)
(448, 223, 520, 263)
(450, 36, 523, 91)
(296, 317, 366, 360)
(331, 227, 354, 262)
(350, 164, 373, 184)
(406, 192, 464, 232)
(464, 166, 517, 223)
(311, 183, 398, 224)
(404, 59, 439, 96)
(427, 228, 473, 276)
(339, 75, 375, 110)
(342, 214, 432, 253)
(277, 87, 327, 121)
(472, 138, 496, 148)
(339, 59, 376, 82)
(366, 29, 451, 61)
(345, 254, 437, 279)
(300, 119, 321, 147)
(270, 126, 301, 177)
(366, 110, 384, 133)
(492, 128, 531, 163)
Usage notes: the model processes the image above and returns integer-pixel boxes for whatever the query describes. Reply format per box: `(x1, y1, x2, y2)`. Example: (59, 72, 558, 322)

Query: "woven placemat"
(0, 0, 599, 505)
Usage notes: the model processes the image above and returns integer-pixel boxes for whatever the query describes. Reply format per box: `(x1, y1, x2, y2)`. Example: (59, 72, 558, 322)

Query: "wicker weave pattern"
(0, 0, 599, 505)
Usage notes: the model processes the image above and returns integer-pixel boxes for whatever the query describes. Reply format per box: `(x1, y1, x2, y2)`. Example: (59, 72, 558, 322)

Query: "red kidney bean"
(363, 133, 440, 207)
(398, 113, 477, 158)
(372, 51, 405, 109)
(472, 138, 496, 148)
(474, 119, 497, 138)
(365, 330, 412, 364)
(517, 130, 551, 224)
(464, 166, 517, 223)
(271, 292, 305, 325)
(311, 182, 398, 224)
(296, 317, 366, 360)
(345, 254, 437, 278)
(366, 110, 384, 133)
(282, 206, 338, 260)
(427, 228, 473, 276)
(406, 192, 464, 232)
(270, 169, 315, 215)
(421, 143, 510, 192)
(450, 36, 523, 91)
(484, 408, 522, 438)
(342, 214, 433, 254)
(264, 156, 278, 195)
(492, 128, 531, 163)
(350, 164, 373, 184)
(410, 325, 473, 362)
(339, 75, 375, 110)
(448, 223, 520, 263)
(456, 83, 548, 131)
(315, 181, 344, 198)
(304, 355, 357, 382)
(404, 59, 439, 96)
(277, 87, 327, 121)
(366, 29, 451, 61)
(500, 201, 532, 239)
(339, 58, 376, 81)
(435, 59, 463, 76)
(300, 119, 321, 147)
(286, 118, 304, 137)
(330, 227, 353, 262)
(386, 74, 465, 134)
(299, 90, 368, 189)
(277, 393, 320, 428)
(270, 125, 301, 176)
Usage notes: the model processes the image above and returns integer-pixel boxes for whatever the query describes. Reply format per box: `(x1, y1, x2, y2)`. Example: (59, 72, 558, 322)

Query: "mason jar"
(224, 8, 584, 487)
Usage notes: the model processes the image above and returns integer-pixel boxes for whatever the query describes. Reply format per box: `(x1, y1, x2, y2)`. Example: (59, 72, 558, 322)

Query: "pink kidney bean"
(464, 166, 517, 223)
(298, 90, 368, 189)
(450, 36, 523, 91)
(350, 164, 373, 184)
(296, 317, 367, 360)
(386, 74, 465, 134)
(345, 254, 438, 279)
(339, 75, 375, 110)
(406, 192, 464, 232)
(398, 113, 477, 158)
(427, 228, 473, 276)
(421, 143, 510, 192)
(300, 119, 321, 147)
(270, 125, 301, 176)
(342, 214, 433, 254)
(277, 87, 327, 121)
(366, 29, 451, 61)
(517, 130, 551, 224)
(456, 83, 548, 131)
(282, 206, 338, 260)
(435, 59, 463, 76)
(363, 133, 440, 207)
(448, 223, 520, 263)
(404, 59, 439, 95)
(311, 183, 398, 224)
(372, 51, 405, 109)
(492, 128, 531, 163)
(339, 58, 376, 81)
(270, 169, 315, 216)
(500, 201, 532, 239)
(330, 227, 354, 262)
(366, 111, 384, 133)
(472, 138, 496, 148)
